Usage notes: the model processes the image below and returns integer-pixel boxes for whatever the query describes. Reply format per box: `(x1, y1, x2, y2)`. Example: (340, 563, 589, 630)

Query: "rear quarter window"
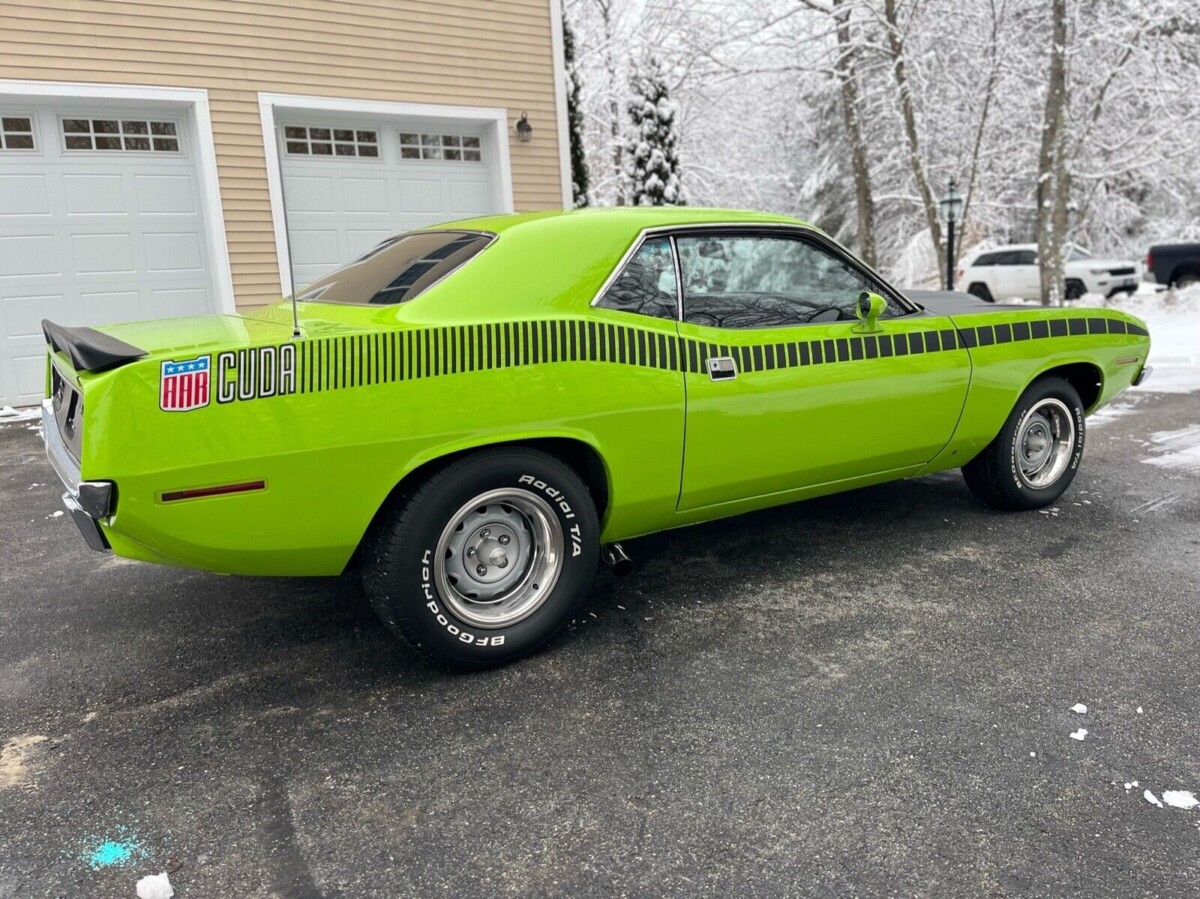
(295, 231, 492, 305)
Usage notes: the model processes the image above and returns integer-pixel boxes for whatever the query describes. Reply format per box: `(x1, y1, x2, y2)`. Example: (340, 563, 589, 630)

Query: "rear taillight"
(1146, 252, 1153, 271)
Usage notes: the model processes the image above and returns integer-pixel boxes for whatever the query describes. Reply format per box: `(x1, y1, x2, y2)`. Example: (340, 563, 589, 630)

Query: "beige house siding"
(0, 0, 565, 307)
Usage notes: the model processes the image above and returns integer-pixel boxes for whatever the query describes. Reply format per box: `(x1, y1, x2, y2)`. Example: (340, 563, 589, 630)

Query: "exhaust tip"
(601, 542, 633, 577)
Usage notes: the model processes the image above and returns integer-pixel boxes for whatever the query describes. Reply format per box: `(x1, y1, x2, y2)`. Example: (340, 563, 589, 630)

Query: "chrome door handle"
(707, 356, 738, 381)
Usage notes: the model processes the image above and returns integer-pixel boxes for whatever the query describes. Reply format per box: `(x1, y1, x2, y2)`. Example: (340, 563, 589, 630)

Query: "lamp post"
(939, 179, 964, 291)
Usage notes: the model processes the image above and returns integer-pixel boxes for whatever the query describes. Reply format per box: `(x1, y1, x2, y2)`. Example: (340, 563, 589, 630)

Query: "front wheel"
(961, 377, 1085, 510)
(967, 282, 995, 303)
(363, 448, 599, 667)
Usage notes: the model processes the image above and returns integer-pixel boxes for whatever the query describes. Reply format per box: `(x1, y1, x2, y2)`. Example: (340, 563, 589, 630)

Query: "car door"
(1009, 249, 1041, 298)
(988, 250, 1020, 299)
(673, 229, 972, 511)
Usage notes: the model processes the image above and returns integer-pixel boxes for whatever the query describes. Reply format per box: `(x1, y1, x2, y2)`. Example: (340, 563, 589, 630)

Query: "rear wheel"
(363, 448, 599, 667)
(962, 377, 1085, 510)
(1173, 271, 1199, 289)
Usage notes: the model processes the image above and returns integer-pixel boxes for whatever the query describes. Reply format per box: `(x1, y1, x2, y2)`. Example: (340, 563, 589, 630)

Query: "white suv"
(957, 244, 1141, 302)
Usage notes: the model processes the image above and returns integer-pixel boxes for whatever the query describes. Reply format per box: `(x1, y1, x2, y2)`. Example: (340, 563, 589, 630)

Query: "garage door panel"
(285, 175, 336, 214)
(134, 174, 197, 215)
(346, 229, 392, 258)
(396, 178, 444, 213)
(0, 174, 51, 216)
(73, 289, 142, 326)
(447, 178, 491, 215)
(63, 173, 126, 215)
(144, 232, 205, 272)
(149, 287, 211, 319)
(0, 101, 218, 406)
(277, 116, 502, 288)
(341, 177, 390, 214)
(11, 352, 46, 399)
(72, 232, 136, 275)
(3, 294, 65, 338)
(0, 234, 58, 278)
(290, 229, 340, 264)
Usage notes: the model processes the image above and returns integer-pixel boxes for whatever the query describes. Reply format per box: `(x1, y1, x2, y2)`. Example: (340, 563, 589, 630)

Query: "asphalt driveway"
(1, 390, 1198, 898)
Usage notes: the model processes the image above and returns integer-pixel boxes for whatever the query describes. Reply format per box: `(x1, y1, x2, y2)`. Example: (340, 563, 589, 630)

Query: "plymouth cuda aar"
(40, 208, 1151, 667)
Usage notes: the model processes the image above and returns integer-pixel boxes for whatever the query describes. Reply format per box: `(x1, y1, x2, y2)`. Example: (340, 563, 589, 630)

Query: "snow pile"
(1162, 791, 1199, 810)
(0, 405, 40, 424)
(136, 872, 174, 899)
(1091, 285, 1200, 395)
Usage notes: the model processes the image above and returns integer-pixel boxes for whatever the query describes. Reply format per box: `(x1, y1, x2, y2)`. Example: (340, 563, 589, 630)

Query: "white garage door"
(0, 102, 217, 407)
(277, 115, 502, 288)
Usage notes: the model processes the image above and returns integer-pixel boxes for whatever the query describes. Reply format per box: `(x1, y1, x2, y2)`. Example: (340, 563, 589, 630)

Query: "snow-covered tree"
(565, 0, 1200, 282)
(624, 54, 684, 206)
(563, 14, 591, 207)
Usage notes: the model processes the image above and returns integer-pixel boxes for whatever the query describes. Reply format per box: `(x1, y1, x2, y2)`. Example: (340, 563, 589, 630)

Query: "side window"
(596, 237, 678, 321)
(1014, 250, 1037, 265)
(973, 252, 998, 267)
(676, 234, 901, 329)
(993, 251, 1020, 266)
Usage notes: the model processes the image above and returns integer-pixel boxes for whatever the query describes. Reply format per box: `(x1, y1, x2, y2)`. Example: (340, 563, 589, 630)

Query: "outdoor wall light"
(515, 112, 533, 143)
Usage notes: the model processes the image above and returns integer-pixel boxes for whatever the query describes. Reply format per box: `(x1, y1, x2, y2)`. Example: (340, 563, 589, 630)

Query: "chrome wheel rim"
(1015, 398, 1075, 489)
(434, 488, 563, 629)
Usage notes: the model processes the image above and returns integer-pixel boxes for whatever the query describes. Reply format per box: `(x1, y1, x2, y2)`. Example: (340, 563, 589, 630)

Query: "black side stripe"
(287, 315, 1141, 394)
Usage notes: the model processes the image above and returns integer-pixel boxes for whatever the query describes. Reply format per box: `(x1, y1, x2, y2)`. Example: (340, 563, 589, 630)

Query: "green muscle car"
(40, 208, 1151, 667)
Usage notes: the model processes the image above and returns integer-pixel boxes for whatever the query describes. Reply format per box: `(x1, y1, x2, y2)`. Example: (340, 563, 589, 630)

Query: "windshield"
(293, 231, 492, 305)
(1067, 246, 1093, 261)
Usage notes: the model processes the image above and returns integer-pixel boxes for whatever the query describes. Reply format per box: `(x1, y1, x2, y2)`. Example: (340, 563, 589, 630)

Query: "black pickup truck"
(1146, 243, 1200, 288)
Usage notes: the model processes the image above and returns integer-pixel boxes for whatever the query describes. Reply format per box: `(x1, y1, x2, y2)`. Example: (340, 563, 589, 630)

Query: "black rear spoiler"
(42, 320, 147, 373)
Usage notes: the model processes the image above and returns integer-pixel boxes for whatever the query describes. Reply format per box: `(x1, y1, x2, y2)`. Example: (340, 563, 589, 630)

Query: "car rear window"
(294, 231, 491, 305)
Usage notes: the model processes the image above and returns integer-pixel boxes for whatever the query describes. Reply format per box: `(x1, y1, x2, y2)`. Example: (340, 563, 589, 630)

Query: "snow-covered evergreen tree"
(563, 15, 590, 207)
(624, 55, 683, 206)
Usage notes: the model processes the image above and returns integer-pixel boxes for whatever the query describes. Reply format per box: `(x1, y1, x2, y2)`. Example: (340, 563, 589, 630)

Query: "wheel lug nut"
(466, 547, 476, 557)
(476, 565, 488, 576)
(498, 535, 510, 545)
(480, 529, 490, 538)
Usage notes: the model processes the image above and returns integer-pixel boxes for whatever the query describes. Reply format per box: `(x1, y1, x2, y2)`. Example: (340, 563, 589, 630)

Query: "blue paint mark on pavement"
(81, 831, 144, 869)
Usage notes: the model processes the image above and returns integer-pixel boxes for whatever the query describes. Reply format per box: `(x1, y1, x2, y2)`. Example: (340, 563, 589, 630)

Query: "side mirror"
(854, 291, 886, 332)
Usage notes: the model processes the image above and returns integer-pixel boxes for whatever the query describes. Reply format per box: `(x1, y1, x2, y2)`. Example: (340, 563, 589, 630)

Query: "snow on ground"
(1081, 283, 1198, 430)
(1090, 284, 1200, 396)
(0, 405, 40, 425)
(1163, 791, 1199, 811)
(1142, 424, 1200, 474)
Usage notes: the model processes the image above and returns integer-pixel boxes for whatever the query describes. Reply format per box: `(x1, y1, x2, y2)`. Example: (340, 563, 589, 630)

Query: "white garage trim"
(0, 79, 236, 315)
(258, 92, 514, 297)
(549, 0, 573, 209)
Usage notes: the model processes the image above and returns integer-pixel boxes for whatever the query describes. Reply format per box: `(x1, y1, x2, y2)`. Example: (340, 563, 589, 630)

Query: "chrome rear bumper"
(41, 399, 112, 552)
